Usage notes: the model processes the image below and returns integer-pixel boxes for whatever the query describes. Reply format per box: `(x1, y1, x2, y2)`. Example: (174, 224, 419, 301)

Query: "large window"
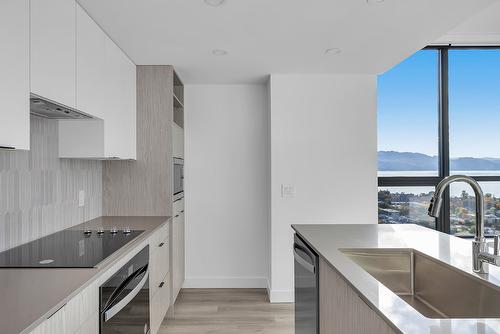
(378, 47, 500, 236)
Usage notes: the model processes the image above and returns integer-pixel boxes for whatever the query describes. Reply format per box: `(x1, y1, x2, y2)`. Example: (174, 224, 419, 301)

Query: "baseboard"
(183, 276, 268, 288)
(269, 289, 294, 303)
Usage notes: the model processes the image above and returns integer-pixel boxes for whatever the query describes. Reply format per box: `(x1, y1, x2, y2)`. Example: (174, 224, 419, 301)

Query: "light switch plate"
(78, 190, 85, 207)
(281, 184, 295, 198)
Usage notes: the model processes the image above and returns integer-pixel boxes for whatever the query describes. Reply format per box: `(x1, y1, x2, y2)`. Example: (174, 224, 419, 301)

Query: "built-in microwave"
(173, 158, 184, 201)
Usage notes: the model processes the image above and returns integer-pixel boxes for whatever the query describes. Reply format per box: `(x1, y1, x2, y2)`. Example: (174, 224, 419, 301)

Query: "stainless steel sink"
(341, 248, 500, 318)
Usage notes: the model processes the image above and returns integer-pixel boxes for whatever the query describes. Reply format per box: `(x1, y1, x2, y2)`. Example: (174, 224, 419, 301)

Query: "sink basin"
(341, 248, 500, 318)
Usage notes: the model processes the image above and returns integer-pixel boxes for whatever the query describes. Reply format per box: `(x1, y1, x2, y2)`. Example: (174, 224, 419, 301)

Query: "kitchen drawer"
(150, 238, 169, 296)
(150, 223, 169, 248)
(173, 198, 184, 216)
(150, 274, 170, 334)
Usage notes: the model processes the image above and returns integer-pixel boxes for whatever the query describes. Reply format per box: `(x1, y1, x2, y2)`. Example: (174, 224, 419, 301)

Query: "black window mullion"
(438, 48, 450, 233)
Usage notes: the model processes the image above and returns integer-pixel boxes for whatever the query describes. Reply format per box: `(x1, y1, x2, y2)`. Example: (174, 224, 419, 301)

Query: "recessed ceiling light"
(212, 49, 228, 56)
(366, 0, 384, 4)
(324, 48, 341, 55)
(204, 0, 225, 7)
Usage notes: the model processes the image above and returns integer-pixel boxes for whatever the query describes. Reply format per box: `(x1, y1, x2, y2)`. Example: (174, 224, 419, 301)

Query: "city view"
(377, 151, 500, 236)
(377, 49, 500, 236)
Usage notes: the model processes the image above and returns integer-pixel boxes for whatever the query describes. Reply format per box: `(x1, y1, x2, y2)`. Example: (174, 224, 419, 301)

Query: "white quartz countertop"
(292, 224, 500, 334)
(0, 216, 169, 334)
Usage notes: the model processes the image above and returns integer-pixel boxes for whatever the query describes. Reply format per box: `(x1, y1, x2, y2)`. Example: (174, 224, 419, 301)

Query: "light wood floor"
(159, 289, 294, 334)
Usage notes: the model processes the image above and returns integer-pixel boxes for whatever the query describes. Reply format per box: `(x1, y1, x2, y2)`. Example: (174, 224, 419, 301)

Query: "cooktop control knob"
(97, 228, 105, 235)
(123, 226, 131, 234)
(83, 229, 92, 235)
(110, 227, 118, 235)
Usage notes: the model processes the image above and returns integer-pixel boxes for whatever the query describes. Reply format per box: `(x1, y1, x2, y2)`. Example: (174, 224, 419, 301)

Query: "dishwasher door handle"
(293, 246, 316, 274)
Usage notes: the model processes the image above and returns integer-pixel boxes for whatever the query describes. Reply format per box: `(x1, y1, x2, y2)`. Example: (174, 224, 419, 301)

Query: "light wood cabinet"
(0, 0, 30, 150)
(151, 274, 171, 334)
(150, 225, 170, 296)
(150, 223, 171, 334)
(173, 211, 185, 302)
(29, 306, 66, 334)
(319, 258, 397, 334)
(30, 0, 76, 108)
(172, 123, 184, 159)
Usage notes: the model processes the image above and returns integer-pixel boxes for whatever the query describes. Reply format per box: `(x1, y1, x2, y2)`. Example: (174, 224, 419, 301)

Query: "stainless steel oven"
(173, 158, 184, 201)
(100, 246, 150, 334)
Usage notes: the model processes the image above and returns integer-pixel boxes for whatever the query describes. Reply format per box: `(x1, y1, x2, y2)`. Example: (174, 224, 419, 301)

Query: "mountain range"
(379, 151, 500, 171)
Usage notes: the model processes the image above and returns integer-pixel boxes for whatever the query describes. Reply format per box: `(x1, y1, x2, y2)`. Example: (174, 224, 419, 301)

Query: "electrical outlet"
(281, 184, 296, 198)
(78, 190, 85, 207)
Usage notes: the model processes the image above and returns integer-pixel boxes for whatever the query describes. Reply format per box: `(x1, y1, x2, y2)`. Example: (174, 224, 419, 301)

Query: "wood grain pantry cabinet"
(172, 203, 185, 302)
(0, 0, 30, 150)
(30, 0, 76, 108)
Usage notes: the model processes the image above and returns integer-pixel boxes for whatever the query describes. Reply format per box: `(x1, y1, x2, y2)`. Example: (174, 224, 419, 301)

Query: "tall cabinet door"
(173, 211, 185, 301)
(0, 0, 30, 150)
(30, 0, 76, 108)
(103, 36, 137, 159)
(76, 3, 106, 119)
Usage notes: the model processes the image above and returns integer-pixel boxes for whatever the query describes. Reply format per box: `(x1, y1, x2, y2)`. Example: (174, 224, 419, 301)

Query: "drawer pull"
(159, 281, 165, 288)
(159, 242, 165, 247)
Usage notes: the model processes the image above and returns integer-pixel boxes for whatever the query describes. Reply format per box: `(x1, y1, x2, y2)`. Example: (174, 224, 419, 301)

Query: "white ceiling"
(78, 0, 497, 84)
(435, 2, 500, 45)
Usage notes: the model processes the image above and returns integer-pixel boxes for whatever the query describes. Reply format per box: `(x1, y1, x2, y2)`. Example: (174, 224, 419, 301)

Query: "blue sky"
(377, 49, 500, 158)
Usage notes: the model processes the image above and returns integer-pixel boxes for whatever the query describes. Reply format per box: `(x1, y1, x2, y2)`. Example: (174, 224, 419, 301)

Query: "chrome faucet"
(428, 175, 500, 274)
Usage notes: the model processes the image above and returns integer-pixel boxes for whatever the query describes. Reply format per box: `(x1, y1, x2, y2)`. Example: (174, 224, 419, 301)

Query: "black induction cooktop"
(0, 229, 144, 268)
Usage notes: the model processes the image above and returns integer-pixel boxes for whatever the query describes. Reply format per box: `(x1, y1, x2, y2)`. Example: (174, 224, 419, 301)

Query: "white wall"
(268, 74, 378, 302)
(184, 85, 269, 288)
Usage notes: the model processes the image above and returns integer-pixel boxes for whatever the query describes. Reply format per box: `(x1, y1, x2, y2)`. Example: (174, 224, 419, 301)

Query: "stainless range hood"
(30, 94, 95, 120)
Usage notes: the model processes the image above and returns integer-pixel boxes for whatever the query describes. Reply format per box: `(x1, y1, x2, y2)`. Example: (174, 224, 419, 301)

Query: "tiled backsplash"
(0, 117, 102, 252)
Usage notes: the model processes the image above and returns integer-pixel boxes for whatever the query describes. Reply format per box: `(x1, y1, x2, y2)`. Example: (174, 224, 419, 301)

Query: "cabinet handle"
(174, 214, 180, 218)
(159, 282, 165, 288)
(159, 242, 165, 247)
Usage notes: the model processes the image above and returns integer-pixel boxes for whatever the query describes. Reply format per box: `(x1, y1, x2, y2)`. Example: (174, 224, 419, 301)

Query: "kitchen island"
(292, 224, 500, 334)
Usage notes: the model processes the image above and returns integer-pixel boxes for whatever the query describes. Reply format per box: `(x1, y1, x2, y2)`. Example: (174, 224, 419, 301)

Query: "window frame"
(378, 45, 500, 235)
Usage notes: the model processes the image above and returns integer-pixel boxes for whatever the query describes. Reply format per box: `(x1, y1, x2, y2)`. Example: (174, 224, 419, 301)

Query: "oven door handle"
(104, 268, 149, 322)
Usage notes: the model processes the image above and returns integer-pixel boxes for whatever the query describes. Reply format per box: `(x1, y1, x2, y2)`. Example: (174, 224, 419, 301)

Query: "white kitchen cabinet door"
(103, 35, 137, 159)
(0, 0, 30, 150)
(30, 0, 76, 108)
(76, 3, 106, 119)
(61, 4, 136, 159)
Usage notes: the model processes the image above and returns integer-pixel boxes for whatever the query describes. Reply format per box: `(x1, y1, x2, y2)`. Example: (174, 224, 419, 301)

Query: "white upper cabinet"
(59, 3, 136, 159)
(76, 4, 107, 119)
(30, 0, 76, 108)
(0, 0, 30, 150)
(103, 35, 137, 159)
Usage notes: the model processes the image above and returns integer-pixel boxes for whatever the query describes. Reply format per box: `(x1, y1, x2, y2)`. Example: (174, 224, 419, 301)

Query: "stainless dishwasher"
(294, 234, 319, 334)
